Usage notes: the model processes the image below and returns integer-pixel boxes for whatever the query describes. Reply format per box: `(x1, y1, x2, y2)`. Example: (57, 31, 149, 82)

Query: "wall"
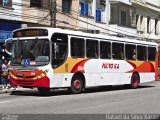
(56, 0, 79, 30)
(21, 0, 50, 26)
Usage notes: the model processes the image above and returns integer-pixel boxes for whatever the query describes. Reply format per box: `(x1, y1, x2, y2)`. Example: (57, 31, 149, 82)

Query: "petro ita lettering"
(102, 63, 119, 69)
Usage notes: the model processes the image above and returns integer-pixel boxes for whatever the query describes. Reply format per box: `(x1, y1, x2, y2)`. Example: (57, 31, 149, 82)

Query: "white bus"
(9, 28, 158, 94)
(5, 38, 12, 56)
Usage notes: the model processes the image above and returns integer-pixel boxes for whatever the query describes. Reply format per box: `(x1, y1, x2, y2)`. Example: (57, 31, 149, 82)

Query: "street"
(0, 80, 160, 115)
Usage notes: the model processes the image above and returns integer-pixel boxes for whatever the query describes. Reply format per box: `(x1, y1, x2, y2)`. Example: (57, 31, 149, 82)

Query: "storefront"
(0, 20, 21, 60)
(0, 20, 21, 42)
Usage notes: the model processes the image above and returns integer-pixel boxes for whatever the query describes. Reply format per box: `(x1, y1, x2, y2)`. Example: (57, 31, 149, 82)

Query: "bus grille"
(16, 75, 35, 78)
(16, 80, 35, 85)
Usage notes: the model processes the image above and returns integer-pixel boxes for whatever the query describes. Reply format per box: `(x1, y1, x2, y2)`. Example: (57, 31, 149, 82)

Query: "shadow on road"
(85, 84, 155, 93)
(9, 84, 155, 97)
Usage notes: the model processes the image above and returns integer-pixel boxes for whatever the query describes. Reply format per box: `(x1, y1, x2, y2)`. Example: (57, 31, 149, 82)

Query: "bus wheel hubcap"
(73, 80, 81, 89)
(133, 76, 138, 87)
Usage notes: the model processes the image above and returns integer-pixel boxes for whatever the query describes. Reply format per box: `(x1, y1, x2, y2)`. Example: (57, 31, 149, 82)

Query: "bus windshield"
(11, 39, 50, 66)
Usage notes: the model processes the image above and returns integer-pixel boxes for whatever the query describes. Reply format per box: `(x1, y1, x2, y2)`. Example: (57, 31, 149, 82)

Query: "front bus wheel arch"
(70, 73, 85, 94)
(130, 73, 140, 89)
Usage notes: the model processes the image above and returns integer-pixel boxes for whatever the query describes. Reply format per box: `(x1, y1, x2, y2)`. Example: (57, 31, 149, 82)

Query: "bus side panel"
(50, 73, 73, 88)
(51, 58, 156, 88)
(84, 59, 134, 74)
(51, 73, 64, 88)
(83, 59, 133, 86)
(139, 73, 155, 83)
(84, 73, 131, 87)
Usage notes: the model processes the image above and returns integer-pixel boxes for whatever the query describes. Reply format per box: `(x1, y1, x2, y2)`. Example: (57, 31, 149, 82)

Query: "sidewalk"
(0, 86, 14, 94)
(0, 85, 35, 94)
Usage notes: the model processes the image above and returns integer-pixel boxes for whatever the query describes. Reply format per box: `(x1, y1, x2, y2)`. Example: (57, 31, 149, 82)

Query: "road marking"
(0, 101, 11, 104)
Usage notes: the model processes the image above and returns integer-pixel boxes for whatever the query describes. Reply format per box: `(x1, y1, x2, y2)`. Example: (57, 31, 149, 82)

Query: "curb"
(0, 85, 13, 94)
(0, 89, 12, 94)
(0, 87, 37, 94)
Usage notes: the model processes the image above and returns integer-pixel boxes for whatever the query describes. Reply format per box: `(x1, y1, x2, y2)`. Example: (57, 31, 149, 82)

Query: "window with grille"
(147, 17, 151, 33)
(0, 0, 12, 7)
(121, 11, 127, 26)
(155, 19, 159, 35)
(62, 0, 72, 14)
(30, 0, 41, 8)
(80, 2, 89, 15)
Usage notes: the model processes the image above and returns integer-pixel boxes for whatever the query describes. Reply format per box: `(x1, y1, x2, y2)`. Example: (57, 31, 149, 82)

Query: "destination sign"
(13, 29, 48, 38)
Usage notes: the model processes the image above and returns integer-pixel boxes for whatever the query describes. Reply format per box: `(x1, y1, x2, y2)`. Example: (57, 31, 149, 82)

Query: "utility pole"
(50, 0, 56, 27)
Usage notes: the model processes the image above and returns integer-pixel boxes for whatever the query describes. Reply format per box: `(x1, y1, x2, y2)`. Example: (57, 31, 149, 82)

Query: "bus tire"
(70, 75, 84, 94)
(37, 87, 50, 95)
(130, 73, 140, 89)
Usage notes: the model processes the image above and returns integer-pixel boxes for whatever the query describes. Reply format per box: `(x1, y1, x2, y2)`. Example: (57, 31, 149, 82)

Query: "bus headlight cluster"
(33, 69, 49, 80)
(9, 69, 49, 80)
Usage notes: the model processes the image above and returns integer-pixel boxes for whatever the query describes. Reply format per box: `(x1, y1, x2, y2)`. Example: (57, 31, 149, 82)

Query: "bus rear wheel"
(70, 75, 84, 94)
(130, 73, 139, 89)
(37, 87, 50, 95)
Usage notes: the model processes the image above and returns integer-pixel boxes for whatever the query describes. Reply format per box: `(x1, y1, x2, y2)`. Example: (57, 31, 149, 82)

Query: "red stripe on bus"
(10, 76, 50, 88)
(127, 61, 155, 73)
(71, 59, 89, 73)
(127, 61, 137, 69)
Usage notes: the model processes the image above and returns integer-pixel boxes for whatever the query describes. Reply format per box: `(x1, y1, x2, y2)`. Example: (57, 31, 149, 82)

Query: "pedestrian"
(8, 60, 17, 91)
(1, 59, 9, 89)
(0, 57, 3, 87)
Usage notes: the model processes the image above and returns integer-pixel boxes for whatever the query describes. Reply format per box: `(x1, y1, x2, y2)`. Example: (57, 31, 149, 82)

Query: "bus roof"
(13, 27, 158, 46)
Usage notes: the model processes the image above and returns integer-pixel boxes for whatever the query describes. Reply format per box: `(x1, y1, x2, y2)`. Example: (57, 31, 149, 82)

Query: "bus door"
(51, 33, 68, 68)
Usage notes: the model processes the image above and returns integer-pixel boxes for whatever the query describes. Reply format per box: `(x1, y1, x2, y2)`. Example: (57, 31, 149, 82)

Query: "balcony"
(109, 0, 132, 5)
(110, 2, 137, 28)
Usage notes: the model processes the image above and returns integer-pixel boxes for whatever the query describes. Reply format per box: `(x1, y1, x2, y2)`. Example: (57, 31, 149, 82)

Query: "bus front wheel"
(70, 75, 84, 94)
(130, 73, 140, 89)
(37, 87, 50, 95)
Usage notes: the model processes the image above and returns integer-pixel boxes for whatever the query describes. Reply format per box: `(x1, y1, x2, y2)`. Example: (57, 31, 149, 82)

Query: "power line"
(56, 9, 139, 37)
(0, 9, 50, 22)
(11, 1, 138, 36)
(0, 1, 139, 37)
(0, 3, 51, 23)
(56, 3, 140, 37)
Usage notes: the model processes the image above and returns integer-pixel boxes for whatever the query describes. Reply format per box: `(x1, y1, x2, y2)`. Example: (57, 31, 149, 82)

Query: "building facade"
(0, 0, 22, 43)
(109, 0, 160, 41)
(56, 0, 110, 34)
(21, 0, 50, 27)
(109, 0, 137, 36)
(56, 0, 160, 41)
(131, 0, 160, 42)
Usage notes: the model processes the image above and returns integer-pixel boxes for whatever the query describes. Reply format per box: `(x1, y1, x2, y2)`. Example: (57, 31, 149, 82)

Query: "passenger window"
(71, 37, 85, 58)
(112, 43, 124, 60)
(86, 39, 99, 58)
(137, 45, 146, 60)
(148, 47, 156, 61)
(100, 41, 111, 59)
(125, 44, 136, 60)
